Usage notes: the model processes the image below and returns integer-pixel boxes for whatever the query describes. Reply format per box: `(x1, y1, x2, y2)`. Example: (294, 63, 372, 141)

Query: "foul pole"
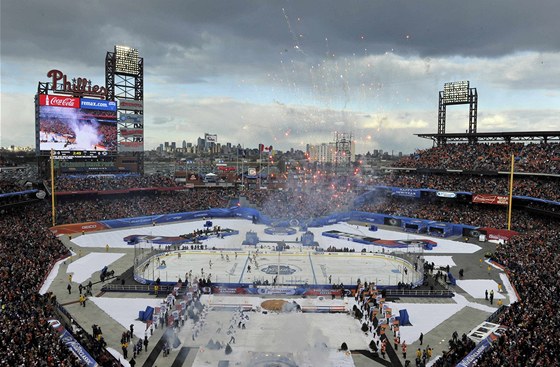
(50, 149, 56, 226)
(507, 154, 514, 230)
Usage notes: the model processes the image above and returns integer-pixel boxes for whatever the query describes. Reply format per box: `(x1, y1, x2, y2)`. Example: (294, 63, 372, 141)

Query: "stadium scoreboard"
(51, 150, 112, 159)
(442, 81, 470, 104)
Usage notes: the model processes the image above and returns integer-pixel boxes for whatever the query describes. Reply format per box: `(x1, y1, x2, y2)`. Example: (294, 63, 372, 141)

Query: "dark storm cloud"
(2, 0, 559, 72)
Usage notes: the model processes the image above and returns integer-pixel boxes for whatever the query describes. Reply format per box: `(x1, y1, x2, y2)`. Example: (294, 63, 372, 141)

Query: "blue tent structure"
(139, 306, 154, 322)
(398, 309, 411, 326)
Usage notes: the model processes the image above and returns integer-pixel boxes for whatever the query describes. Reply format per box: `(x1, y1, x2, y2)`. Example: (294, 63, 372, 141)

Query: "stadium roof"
(416, 131, 560, 144)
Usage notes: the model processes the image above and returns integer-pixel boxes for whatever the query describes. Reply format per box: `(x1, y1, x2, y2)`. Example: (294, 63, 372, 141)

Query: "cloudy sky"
(1, 0, 559, 154)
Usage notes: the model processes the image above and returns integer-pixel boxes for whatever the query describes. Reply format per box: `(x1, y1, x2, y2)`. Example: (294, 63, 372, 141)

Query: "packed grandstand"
(0, 141, 559, 366)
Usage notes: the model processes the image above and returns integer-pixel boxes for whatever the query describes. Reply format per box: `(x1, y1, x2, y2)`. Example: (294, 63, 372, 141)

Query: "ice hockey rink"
(71, 218, 481, 287)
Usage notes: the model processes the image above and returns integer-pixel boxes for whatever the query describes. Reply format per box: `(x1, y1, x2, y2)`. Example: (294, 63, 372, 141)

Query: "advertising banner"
(472, 194, 509, 205)
(120, 128, 144, 137)
(120, 113, 143, 125)
(391, 187, 421, 198)
(437, 191, 457, 198)
(479, 227, 519, 241)
(39, 94, 80, 108)
(119, 141, 144, 152)
(80, 98, 117, 111)
(48, 319, 99, 367)
(118, 98, 143, 111)
(49, 222, 110, 235)
(456, 336, 492, 367)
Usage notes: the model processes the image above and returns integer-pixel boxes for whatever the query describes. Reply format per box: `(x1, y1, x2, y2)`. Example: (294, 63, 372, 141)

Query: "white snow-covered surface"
(89, 297, 163, 339)
(39, 256, 68, 295)
(71, 219, 481, 254)
(485, 258, 504, 270)
(106, 347, 130, 367)
(499, 273, 518, 303)
(66, 252, 126, 284)
(455, 279, 505, 300)
(422, 256, 456, 268)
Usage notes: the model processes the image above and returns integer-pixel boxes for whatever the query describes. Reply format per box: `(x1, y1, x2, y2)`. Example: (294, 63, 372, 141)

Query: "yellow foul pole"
(507, 154, 514, 230)
(50, 149, 56, 226)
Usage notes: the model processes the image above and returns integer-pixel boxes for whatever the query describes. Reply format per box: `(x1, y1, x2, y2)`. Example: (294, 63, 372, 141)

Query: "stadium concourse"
(0, 141, 558, 366)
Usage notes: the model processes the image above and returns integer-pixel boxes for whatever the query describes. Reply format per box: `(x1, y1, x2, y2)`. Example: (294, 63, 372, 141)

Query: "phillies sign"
(47, 69, 107, 97)
(39, 94, 79, 108)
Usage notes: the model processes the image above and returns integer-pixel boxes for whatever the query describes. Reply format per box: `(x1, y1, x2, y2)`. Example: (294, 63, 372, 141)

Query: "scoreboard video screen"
(37, 94, 117, 155)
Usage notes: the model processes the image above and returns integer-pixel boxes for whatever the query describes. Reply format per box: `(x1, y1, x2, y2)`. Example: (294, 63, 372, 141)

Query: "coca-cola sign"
(47, 69, 107, 97)
(39, 94, 80, 108)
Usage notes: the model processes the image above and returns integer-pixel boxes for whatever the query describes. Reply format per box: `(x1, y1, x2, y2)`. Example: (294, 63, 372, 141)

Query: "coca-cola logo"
(49, 96, 78, 107)
(39, 94, 80, 108)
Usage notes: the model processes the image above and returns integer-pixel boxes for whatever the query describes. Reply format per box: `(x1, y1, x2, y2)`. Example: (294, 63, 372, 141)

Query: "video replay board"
(37, 94, 117, 157)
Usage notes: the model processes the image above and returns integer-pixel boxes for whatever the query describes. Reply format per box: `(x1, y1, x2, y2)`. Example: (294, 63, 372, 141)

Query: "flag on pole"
(259, 144, 273, 153)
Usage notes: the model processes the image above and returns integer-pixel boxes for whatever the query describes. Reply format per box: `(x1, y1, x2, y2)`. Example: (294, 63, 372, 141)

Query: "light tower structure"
(437, 81, 478, 145)
(105, 45, 145, 173)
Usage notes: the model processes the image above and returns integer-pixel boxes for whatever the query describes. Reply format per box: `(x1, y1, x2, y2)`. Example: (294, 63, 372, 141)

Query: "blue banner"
(80, 98, 117, 111)
(48, 319, 98, 367)
(0, 189, 38, 198)
(391, 187, 421, 198)
(456, 336, 492, 367)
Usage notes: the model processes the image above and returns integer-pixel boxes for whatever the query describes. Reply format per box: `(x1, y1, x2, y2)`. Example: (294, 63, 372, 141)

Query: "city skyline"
(1, 1, 559, 155)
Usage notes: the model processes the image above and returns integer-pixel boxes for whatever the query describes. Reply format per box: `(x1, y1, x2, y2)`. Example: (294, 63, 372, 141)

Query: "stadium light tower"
(105, 45, 145, 174)
(437, 81, 478, 145)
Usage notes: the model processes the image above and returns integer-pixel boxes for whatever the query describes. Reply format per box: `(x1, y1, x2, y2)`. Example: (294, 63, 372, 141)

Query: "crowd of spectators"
(54, 173, 177, 192)
(393, 142, 560, 174)
(429, 228, 560, 367)
(356, 196, 553, 232)
(473, 228, 560, 366)
(0, 203, 105, 365)
(56, 188, 237, 224)
(0, 179, 27, 194)
(367, 172, 560, 202)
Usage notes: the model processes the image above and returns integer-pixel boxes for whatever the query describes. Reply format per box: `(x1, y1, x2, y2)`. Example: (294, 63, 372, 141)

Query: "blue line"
(238, 255, 250, 283)
(308, 252, 318, 285)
